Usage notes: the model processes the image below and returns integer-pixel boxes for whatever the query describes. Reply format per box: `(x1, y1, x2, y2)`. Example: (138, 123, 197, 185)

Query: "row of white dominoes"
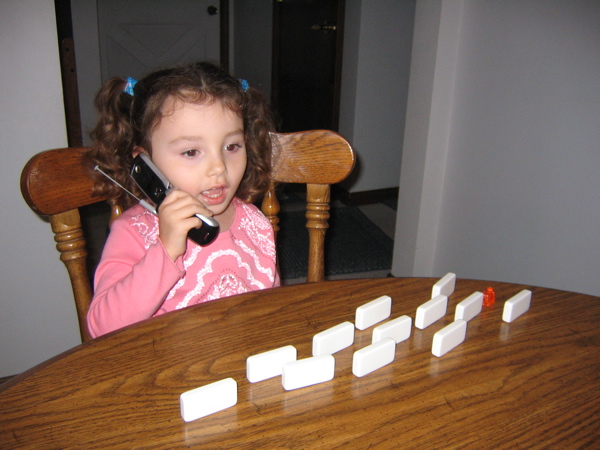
(420, 273, 532, 357)
(180, 274, 533, 422)
(180, 295, 398, 421)
(353, 295, 398, 377)
(423, 273, 464, 357)
(250, 295, 399, 389)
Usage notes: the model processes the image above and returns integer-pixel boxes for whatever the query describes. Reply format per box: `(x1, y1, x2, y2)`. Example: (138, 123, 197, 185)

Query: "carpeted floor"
(277, 205, 394, 280)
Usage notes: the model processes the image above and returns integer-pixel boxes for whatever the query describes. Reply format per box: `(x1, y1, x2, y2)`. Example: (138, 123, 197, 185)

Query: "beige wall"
(393, 0, 600, 296)
(0, 0, 80, 377)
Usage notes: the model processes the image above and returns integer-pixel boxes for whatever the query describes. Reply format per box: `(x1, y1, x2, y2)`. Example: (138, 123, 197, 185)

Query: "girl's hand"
(157, 190, 214, 261)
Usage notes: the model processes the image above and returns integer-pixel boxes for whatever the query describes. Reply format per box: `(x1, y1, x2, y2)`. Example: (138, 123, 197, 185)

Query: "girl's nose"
(207, 152, 226, 177)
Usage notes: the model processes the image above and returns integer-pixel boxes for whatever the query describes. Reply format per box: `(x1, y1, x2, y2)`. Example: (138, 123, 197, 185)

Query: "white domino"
(352, 337, 396, 377)
(415, 295, 448, 329)
(502, 290, 532, 323)
(247, 345, 297, 383)
(432, 272, 456, 297)
(313, 322, 355, 356)
(372, 315, 412, 344)
(180, 378, 237, 422)
(432, 320, 467, 357)
(282, 355, 335, 391)
(355, 295, 392, 330)
(454, 292, 484, 322)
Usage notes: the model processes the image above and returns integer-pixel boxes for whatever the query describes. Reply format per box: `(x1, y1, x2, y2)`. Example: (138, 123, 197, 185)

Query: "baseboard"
(275, 184, 399, 208)
(333, 186, 399, 207)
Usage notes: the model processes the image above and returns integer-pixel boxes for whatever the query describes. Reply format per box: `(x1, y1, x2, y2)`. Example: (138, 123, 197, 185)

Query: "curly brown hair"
(84, 62, 275, 209)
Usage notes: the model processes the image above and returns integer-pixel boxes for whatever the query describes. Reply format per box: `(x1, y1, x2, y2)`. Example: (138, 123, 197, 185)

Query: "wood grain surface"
(1, 277, 598, 448)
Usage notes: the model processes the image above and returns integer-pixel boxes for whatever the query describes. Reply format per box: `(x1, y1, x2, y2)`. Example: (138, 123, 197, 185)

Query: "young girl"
(85, 62, 279, 338)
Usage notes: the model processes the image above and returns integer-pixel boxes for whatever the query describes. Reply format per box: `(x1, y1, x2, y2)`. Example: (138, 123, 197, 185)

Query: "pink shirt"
(88, 197, 279, 337)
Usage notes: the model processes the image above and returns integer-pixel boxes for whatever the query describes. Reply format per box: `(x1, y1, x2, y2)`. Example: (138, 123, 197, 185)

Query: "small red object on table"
(483, 287, 496, 306)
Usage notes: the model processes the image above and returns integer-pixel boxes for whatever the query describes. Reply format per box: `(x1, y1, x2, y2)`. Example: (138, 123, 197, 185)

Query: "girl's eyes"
(182, 149, 199, 158)
(225, 143, 242, 152)
(181, 144, 242, 157)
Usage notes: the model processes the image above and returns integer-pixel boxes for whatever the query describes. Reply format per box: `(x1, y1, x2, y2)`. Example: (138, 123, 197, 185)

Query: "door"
(97, 0, 221, 81)
(272, 0, 345, 132)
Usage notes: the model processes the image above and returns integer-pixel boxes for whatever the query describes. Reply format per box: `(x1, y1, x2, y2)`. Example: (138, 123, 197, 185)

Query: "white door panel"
(97, 0, 220, 80)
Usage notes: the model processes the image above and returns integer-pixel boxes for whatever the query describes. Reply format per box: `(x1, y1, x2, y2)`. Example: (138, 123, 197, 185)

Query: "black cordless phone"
(130, 153, 219, 246)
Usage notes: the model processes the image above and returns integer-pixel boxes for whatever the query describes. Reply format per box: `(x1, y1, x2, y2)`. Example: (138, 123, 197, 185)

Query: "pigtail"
(238, 86, 276, 203)
(84, 77, 140, 208)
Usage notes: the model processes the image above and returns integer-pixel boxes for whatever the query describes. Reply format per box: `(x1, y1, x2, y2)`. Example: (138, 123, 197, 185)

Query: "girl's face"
(148, 97, 247, 221)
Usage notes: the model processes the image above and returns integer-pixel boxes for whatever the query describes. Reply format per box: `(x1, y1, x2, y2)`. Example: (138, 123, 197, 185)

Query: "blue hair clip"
(124, 77, 138, 96)
(239, 79, 249, 92)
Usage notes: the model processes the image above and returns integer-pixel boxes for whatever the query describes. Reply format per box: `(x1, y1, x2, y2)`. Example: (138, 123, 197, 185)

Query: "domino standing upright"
(355, 296, 392, 330)
(313, 322, 355, 356)
(352, 337, 396, 377)
(415, 295, 448, 329)
(502, 290, 532, 323)
(432, 272, 456, 297)
(180, 378, 238, 422)
(246, 345, 298, 383)
(372, 315, 412, 344)
(282, 355, 336, 390)
(431, 320, 467, 357)
(454, 292, 484, 322)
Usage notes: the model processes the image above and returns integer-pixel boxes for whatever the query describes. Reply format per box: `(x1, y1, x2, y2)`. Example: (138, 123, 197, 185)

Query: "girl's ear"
(132, 146, 148, 158)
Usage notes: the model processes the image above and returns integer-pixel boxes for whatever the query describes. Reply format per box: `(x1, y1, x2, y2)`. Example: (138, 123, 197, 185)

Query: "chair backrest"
(20, 130, 355, 342)
(263, 131, 356, 282)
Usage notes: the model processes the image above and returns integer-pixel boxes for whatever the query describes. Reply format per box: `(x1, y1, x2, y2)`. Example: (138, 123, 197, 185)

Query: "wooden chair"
(20, 130, 355, 342)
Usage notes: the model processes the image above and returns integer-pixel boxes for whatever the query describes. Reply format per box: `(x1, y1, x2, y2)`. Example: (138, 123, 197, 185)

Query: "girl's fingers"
(161, 190, 214, 218)
(158, 191, 215, 260)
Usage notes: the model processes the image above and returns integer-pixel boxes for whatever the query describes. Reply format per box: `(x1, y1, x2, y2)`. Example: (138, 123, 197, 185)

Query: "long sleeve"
(87, 200, 279, 338)
(87, 208, 185, 338)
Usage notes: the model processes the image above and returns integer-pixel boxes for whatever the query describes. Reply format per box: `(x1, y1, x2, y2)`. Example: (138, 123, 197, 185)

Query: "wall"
(392, 0, 600, 296)
(339, 0, 415, 193)
(0, 0, 80, 377)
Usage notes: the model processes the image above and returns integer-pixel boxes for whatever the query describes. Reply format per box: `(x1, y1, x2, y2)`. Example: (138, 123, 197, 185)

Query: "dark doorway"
(271, 0, 345, 132)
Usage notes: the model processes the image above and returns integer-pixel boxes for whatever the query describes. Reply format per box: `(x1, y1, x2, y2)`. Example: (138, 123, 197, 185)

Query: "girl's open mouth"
(201, 187, 227, 205)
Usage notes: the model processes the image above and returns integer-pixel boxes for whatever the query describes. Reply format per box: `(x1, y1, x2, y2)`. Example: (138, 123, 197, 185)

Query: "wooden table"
(1, 278, 598, 447)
